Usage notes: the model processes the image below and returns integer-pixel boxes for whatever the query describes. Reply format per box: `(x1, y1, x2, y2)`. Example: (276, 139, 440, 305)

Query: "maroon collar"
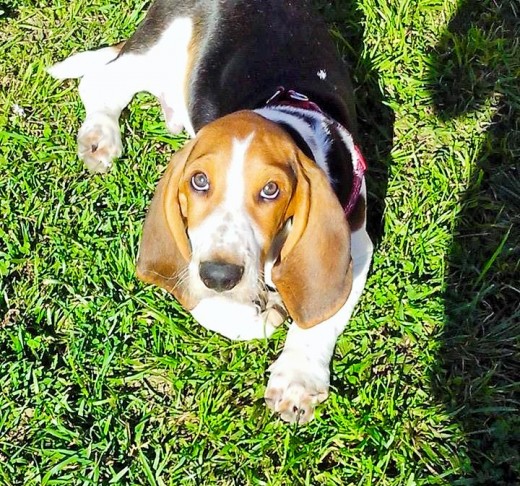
(265, 87, 367, 218)
(265, 87, 324, 113)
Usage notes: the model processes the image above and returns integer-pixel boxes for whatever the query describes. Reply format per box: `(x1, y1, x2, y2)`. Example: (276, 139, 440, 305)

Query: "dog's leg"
(49, 44, 137, 172)
(48, 17, 195, 172)
(264, 224, 374, 423)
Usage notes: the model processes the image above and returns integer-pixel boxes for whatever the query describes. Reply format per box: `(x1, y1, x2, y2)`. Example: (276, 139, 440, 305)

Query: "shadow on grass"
(0, 2, 20, 20)
(428, 0, 520, 483)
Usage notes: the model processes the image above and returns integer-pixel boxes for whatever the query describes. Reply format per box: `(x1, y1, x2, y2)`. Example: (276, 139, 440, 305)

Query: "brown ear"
(136, 141, 197, 310)
(272, 154, 353, 328)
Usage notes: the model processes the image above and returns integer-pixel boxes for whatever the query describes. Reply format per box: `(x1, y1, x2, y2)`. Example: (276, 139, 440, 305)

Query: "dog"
(48, 0, 374, 424)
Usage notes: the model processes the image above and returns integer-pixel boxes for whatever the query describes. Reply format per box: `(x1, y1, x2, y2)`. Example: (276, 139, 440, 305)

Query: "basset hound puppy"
(49, 0, 374, 424)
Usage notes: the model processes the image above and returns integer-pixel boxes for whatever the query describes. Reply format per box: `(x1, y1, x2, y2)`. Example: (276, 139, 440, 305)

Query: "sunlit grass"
(1, 0, 518, 484)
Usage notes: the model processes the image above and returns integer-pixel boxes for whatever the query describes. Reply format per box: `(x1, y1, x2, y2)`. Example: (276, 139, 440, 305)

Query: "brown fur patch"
(177, 134, 231, 231)
(242, 118, 301, 259)
(184, 18, 203, 110)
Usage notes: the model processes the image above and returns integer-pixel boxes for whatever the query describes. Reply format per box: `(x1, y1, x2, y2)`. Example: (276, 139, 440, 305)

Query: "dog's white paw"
(77, 113, 122, 173)
(265, 353, 329, 424)
(260, 291, 287, 329)
(260, 305, 286, 329)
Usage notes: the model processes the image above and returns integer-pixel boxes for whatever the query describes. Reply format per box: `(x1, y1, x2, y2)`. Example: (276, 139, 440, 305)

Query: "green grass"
(1, 0, 518, 484)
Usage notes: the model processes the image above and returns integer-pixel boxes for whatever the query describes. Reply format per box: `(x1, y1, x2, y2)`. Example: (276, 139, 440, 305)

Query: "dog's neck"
(255, 105, 332, 174)
(254, 103, 365, 216)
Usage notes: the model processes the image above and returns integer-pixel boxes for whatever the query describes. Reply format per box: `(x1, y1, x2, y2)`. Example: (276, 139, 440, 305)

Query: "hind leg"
(76, 54, 140, 172)
(50, 17, 195, 172)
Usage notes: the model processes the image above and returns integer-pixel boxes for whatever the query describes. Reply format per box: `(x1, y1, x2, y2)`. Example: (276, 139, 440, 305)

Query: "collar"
(263, 87, 367, 218)
(265, 87, 324, 113)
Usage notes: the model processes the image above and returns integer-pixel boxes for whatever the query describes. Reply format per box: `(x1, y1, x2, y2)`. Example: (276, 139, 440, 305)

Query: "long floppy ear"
(136, 141, 197, 310)
(272, 154, 353, 328)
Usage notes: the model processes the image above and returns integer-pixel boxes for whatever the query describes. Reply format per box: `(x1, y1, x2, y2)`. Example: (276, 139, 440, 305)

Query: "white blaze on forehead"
(223, 132, 255, 209)
(186, 131, 263, 303)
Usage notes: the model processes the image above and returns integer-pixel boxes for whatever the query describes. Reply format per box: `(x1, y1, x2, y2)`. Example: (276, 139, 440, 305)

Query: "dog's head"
(137, 111, 352, 328)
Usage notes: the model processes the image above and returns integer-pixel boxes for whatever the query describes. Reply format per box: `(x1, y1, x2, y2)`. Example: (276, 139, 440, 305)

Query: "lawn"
(1, 0, 518, 484)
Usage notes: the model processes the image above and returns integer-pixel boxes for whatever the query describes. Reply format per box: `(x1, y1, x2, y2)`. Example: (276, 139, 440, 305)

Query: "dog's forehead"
(192, 111, 298, 162)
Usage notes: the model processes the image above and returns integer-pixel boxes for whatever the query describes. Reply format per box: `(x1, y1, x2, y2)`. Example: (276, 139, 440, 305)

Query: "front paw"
(264, 354, 329, 424)
(77, 113, 122, 173)
(258, 289, 287, 329)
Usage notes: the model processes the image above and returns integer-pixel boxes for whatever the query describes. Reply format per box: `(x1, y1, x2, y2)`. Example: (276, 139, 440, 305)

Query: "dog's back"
(121, 0, 356, 132)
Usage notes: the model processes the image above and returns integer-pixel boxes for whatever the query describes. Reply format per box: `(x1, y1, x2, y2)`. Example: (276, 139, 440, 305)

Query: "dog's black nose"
(199, 261, 244, 292)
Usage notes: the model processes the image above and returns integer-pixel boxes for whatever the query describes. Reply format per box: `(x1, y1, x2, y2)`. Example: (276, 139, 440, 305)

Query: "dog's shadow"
(428, 0, 520, 482)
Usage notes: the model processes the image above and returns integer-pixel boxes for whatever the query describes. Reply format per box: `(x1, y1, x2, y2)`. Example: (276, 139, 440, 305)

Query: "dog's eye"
(191, 172, 210, 191)
(260, 181, 279, 200)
